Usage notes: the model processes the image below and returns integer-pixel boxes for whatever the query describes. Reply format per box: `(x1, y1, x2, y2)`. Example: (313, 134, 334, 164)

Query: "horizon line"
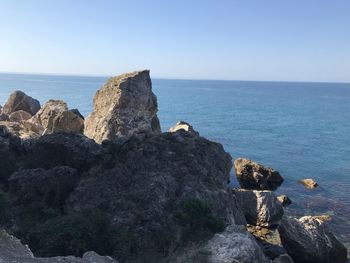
(0, 70, 349, 85)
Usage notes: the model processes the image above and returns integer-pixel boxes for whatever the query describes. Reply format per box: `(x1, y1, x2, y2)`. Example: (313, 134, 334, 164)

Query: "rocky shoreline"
(0, 70, 348, 263)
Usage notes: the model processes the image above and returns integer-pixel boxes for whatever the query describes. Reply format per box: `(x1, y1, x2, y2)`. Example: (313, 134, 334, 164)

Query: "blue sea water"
(1, 73, 350, 247)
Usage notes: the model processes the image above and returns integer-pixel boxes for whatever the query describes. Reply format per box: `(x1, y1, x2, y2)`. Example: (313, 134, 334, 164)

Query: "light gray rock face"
(233, 189, 284, 227)
(169, 121, 199, 136)
(30, 100, 84, 134)
(84, 70, 161, 143)
(234, 158, 284, 191)
(0, 230, 118, 263)
(278, 216, 347, 263)
(2, 90, 40, 115)
(9, 110, 32, 122)
(170, 225, 270, 263)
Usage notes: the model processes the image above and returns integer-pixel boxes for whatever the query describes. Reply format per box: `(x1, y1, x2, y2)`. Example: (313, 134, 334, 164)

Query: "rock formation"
(2, 90, 40, 115)
(84, 70, 161, 143)
(171, 225, 271, 263)
(278, 216, 347, 263)
(233, 189, 284, 227)
(277, 195, 292, 207)
(0, 229, 118, 263)
(168, 121, 199, 136)
(9, 110, 32, 122)
(234, 158, 284, 190)
(30, 100, 84, 135)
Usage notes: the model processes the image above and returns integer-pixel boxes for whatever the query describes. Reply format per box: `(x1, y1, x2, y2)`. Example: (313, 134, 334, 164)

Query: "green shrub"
(176, 198, 225, 239)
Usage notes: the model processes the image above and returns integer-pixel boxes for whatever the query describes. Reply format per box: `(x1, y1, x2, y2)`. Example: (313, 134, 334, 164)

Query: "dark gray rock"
(234, 158, 284, 190)
(9, 166, 79, 209)
(273, 254, 294, 263)
(23, 133, 103, 171)
(233, 189, 284, 227)
(67, 132, 245, 261)
(2, 90, 40, 115)
(278, 216, 347, 263)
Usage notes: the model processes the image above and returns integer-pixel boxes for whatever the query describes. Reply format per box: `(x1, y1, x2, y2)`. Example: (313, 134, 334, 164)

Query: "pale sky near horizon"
(0, 0, 349, 82)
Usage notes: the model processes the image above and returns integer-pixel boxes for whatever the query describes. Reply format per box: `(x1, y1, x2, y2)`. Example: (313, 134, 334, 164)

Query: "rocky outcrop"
(23, 133, 103, 171)
(169, 121, 199, 136)
(298, 178, 318, 189)
(234, 158, 284, 191)
(2, 90, 40, 115)
(234, 189, 284, 227)
(9, 110, 32, 122)
(30, 100, 84, 135)
(67, 131, 245, 260)
(278, 216, 347, 263)
(0, 113, 9, 121)
(84, 70, 161, 143)
(0, 230, 118, 263)
(171, 225, 270, 263)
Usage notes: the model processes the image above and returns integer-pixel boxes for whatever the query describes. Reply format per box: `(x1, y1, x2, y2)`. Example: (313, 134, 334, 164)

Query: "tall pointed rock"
(84, 70, 161, 143)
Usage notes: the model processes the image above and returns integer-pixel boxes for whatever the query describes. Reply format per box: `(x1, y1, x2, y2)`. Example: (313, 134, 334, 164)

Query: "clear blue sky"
(0, 0, 349, 82)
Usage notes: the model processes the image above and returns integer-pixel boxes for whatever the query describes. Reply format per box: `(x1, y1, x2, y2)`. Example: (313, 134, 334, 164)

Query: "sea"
(0, 73, 350, 250)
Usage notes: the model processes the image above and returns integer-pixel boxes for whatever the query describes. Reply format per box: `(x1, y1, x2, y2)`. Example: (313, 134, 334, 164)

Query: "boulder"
(278, 216, 347, 263)
(277, 195, 292, 206)
(298, 178, 318, 189)
(84, 70, 161, 143)
(67, 132, 245, 260)
(2, 90, 40, 115)
(234, 158, 284, 190)
(0, 229, 118, 263)
(171, 225, 270, 263)
(9, 110, 32, 122)
(169, 121, 199, 136)
(0, 121, 40, 140)
(30, 100, 84, 134)
(23, 133, 103, 171)
(233, 189, 284, 227)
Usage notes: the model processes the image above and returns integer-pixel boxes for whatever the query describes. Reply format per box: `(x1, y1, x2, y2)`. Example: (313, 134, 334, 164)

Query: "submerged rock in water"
(278, 216, 347, 263)
(234, 158, 284, 190)
(169, 121, 199, 136)
(30, 100, 84, 135)
(277, 195, 292, 207)
(84, 70, 161, 143)
(2, 90, 40, 115)
(234, 189, 284, 227)
(298, 178, 318, 189)
(0, 229, 118, 263)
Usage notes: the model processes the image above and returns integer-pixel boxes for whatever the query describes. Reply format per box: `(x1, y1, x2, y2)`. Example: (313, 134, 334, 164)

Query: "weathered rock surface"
(23, 133, 103, 171)
(273, 254, 294, 263)
(67, 131, 245, 260)
(234, 189, 284, 227)
(9, 166, 79, 209)
(170, 225, 270, 263)
(277, 195, 292, 207)
(169, 121, 199, 136)
(2, 90, 40, 115)
(234, 158, 284, 190)
(0, 113, 9, 121)
(84, 70, 161, 143)
(278, 216, 347, 263)
(298, 178, 318, 189)
(30, 100, 84, 135)
(0, 230, 118, 263)
(9, 110, 32, 122)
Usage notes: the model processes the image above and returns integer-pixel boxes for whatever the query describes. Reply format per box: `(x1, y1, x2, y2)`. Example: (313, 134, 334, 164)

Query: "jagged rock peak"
(84, 70, 161, 143)
(2, 90, 40, 115)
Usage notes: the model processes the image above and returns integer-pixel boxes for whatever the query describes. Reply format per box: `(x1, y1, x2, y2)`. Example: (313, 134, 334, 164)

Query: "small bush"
(176, 198, 225, 239)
